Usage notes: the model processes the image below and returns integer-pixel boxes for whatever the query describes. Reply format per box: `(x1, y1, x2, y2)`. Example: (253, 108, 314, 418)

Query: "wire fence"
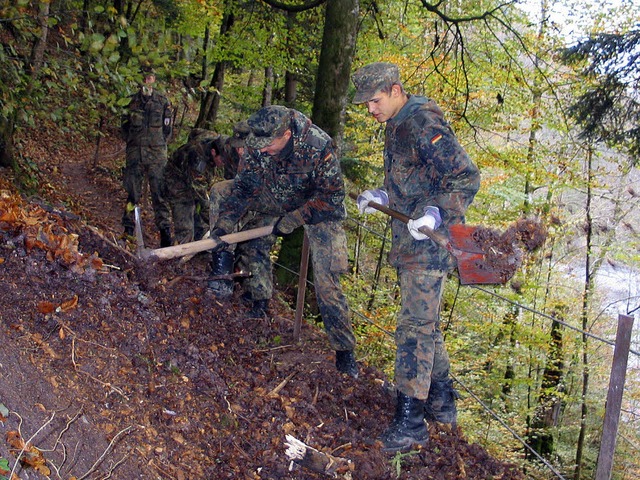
(275, 214, 639, 479)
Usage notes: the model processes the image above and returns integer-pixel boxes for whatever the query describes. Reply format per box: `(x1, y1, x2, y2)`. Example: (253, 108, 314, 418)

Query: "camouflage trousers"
(394, 267, 450, 400)
(169, 197, 209, 244)
(166, 177, 210, 244)
(122, 145, 171, 232)
(210, 181, 355, 351)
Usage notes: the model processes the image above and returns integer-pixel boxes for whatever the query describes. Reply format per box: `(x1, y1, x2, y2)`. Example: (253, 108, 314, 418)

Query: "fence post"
(293, 232, 310, 343)
(595, 314, 634, 480)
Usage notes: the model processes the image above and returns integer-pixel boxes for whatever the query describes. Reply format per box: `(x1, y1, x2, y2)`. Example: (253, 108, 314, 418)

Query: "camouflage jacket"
(217, 135, 241, 180)
(165, 140, 216, 202)
(121, 90, 172, 147)
(384, 95, 480, 270)
(217, 110, 346, 230)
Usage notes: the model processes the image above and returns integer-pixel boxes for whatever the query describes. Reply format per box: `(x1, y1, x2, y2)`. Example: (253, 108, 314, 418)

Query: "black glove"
(210, 227, 229, 252)
(273, 211, 305, 237)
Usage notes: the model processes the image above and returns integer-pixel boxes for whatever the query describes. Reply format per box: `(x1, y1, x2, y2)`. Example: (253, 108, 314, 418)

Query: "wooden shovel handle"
(146, 225, 274, 261)
(349, 192, 453, 252)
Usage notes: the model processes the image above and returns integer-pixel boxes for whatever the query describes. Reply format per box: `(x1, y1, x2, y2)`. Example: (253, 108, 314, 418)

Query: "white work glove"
(407, 206, 442, 240)
(357, 189, 389, 214)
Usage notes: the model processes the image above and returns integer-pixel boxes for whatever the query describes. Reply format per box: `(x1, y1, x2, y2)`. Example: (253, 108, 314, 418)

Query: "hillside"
(0, 131, 526, 479)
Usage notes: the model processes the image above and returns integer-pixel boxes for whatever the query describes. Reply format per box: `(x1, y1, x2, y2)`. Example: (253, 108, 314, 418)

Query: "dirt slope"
(0, 131, 526, 479)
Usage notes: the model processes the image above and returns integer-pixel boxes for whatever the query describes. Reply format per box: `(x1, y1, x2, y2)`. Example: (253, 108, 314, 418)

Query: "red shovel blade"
(448, 224, 522, 285)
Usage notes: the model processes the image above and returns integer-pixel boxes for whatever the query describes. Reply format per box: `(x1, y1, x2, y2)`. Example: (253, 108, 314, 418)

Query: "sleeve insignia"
(431, 133, 443, 144)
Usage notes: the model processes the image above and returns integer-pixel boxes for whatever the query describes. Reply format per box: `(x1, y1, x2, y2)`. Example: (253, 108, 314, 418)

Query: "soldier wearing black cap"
(352, 62, 480, 452)
(208, 105, 358, 378)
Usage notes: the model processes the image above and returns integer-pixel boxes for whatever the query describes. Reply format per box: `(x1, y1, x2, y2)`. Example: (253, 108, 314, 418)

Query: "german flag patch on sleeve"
(431, 133, 443, 144)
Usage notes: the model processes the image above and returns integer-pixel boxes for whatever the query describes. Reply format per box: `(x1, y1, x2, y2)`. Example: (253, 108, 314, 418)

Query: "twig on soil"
(232, 440, 253, 461)
(267, 371, 297, 397)
(71, 336, 77, 369)
(78, 369, 128, 400)
(76, 425, 135, 480)
(94, 452, 130, 480)
(101, 263, 121, 270)
(330, 443, 352, 456)
(254, 344, 294, 353)
(10, 410, 56, 480)
(42, 407, 83, 477)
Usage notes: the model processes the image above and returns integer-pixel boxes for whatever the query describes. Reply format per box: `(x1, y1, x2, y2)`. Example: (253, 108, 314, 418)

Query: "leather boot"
(208, 250, 234, 298)
(160, 228, 173, 247)
(248, 299, 269, 318)
(335, 350, 359, 379)
(424, 379, 459, 425)
(379, 391, 429, 453)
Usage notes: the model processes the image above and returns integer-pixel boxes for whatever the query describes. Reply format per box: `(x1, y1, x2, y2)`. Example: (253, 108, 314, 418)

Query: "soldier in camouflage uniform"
(165, 129, 220, 245)
(121, 68, 174, 247)
(166, 123, 249, 245)
(352, 62, 480, 452)
(209, 106, 358, 378)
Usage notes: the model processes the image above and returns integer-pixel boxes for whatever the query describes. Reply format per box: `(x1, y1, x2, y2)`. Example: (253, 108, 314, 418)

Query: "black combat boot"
(424, 379, 460, 425)
(248, 299, 269, 319)
(335, 350, 359, 379)
(208, 250, 234, 298)
(160, 228, 173, 247)
(378, 391, 429, 453)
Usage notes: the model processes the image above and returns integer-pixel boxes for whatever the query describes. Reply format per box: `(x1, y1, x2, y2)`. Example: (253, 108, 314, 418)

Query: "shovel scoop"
(361, 200, 522, 285)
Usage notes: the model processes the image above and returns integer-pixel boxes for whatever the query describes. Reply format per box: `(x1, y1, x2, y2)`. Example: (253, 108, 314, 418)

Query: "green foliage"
(390, 449, 420, 478)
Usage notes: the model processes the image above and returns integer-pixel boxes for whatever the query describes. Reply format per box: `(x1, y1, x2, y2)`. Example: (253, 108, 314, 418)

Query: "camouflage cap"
(140, 63, 156, 78)
(352, 62, 400, 104)
(229, 121, 250, 148)
(245, 106, 291, 150)
(188, 128, 216, 143)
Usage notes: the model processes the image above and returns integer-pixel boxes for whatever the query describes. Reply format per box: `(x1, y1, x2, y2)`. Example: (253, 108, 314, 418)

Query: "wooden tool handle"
(147, 225, 274, 261)
(349, 192, 452, 251)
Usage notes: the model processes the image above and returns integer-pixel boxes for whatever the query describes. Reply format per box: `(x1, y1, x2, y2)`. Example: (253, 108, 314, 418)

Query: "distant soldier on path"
(121, 67, 173, 247)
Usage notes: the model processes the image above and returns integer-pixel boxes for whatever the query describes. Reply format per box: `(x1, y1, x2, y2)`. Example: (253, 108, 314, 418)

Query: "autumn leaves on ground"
(0, 132, 525, 479)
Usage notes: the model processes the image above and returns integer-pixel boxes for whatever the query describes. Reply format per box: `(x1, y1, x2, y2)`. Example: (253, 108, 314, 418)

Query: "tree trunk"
(311, 0, 359, 150)
(0, 115, 17, 170)
(29, 0, 50, 72)
(573, 146, 595, 480)
(262, 66, 274, 107)
(526, 307, 565, 460)
(195, 9, 234, 129)
(284, 70, 298, 106)
(275, 0, 360, 294)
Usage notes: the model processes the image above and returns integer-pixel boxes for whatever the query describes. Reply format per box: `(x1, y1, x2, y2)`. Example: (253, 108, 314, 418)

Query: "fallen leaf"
(59, 295, 78, 312)
(37, 301, 55, 314)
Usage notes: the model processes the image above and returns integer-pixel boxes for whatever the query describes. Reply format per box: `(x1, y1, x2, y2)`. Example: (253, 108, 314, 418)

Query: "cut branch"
(284, 435, 352, 478)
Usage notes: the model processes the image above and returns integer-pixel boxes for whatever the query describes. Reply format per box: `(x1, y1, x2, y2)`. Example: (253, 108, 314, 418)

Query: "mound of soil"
(0, 131, 526, 479)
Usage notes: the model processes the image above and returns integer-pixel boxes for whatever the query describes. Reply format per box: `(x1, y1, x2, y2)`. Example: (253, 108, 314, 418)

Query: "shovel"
(141, 225, 274, 261)
(356, 199, 520, 285)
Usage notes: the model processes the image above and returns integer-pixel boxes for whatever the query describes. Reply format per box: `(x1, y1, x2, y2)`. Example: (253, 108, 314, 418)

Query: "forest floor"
(0, 128, 527, 479)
